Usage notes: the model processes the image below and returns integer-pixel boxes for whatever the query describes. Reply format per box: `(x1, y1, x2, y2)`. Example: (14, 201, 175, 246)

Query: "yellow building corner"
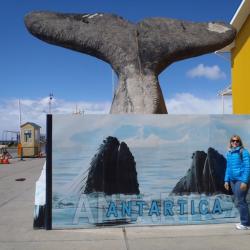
(219, 0, 250, 114)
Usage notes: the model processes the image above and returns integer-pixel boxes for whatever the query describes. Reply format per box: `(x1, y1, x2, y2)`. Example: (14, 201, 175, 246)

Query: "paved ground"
(0, 158, 250, 250)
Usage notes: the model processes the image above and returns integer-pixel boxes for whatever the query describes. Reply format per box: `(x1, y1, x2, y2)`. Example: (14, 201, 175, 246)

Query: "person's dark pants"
(230, 181, 250, 226)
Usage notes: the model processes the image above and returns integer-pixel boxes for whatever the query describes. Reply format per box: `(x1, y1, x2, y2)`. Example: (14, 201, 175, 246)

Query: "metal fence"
(4, 145, 46, 159)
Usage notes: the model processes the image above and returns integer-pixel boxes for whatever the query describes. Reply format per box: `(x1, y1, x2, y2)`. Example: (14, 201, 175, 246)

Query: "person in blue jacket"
(224, 135, 250, 230)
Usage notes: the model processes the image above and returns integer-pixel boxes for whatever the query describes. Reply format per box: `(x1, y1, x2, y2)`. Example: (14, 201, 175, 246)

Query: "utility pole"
(18, 99, 22, 129)
(18, 99, 24, 160)
(18, 99, 22, 142)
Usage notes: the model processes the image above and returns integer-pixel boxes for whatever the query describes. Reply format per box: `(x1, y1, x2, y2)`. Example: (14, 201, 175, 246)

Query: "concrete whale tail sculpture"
(25, 11, 236, 114)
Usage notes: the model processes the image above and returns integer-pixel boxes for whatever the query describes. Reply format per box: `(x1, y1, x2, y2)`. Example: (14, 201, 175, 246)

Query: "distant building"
(219, 0, 250, 114)
(218, 84, 232, 114)
(20, 122, 41, 157)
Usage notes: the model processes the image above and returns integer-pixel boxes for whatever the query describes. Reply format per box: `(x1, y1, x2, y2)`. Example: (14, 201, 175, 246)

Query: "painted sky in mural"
(53, 115, 250, 153)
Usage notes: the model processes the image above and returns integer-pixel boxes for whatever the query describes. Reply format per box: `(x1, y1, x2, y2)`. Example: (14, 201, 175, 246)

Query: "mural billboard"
(50, 115, 250, 229)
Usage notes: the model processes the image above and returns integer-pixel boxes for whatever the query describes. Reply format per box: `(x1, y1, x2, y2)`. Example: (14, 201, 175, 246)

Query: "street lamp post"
(49, 93, 53, 114)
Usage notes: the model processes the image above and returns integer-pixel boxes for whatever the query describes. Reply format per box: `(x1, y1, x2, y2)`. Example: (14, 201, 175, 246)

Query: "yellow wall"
(232, 15, 250, 114)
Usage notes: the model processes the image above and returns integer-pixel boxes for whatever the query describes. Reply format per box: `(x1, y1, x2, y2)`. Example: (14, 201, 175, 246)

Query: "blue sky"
(0, 0, 243, 134)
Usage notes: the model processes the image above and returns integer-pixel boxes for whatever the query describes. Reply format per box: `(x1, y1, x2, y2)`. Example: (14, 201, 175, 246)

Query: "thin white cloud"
(166, 93, 232, 114)
(0, 93, 232, 138)
(187, 64, 226, 80)
(0, 98, 111, 136)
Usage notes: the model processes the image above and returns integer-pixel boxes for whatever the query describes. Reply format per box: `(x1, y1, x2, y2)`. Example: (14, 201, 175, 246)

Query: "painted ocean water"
(53, 145, 192, 194)
(52, 145, 240, 228)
